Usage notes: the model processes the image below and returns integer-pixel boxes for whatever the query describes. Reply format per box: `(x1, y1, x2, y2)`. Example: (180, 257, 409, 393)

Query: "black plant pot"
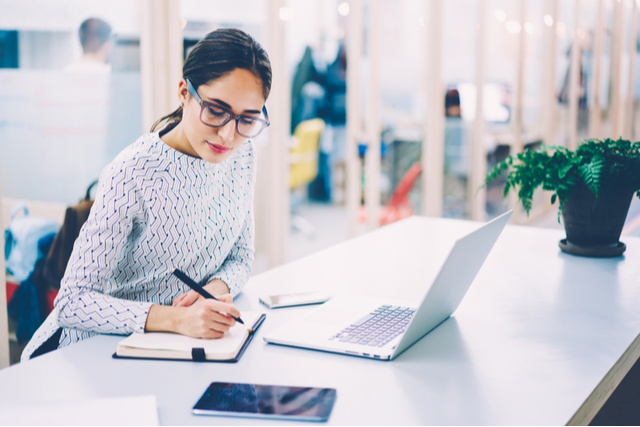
(559, 183, 634, 257)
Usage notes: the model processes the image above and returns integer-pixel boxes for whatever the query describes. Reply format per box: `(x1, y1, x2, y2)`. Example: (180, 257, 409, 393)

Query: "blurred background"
(0, 0, 639, 275)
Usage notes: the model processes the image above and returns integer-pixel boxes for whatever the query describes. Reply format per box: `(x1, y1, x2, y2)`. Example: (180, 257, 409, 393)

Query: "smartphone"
(259, 291, 331, 309)
(193, 382, 337, 422)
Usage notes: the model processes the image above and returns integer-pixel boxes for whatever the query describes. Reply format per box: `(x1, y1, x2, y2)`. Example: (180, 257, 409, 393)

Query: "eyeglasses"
(186, 79, 270, 138)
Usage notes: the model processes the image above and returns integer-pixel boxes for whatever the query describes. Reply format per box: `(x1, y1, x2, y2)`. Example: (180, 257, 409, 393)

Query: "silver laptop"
(264, 210, 512, 360)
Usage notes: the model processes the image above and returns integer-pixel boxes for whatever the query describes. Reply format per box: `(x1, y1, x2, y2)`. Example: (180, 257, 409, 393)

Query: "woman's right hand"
(175, 295, 240, 339)
(145, 295, 241, 339)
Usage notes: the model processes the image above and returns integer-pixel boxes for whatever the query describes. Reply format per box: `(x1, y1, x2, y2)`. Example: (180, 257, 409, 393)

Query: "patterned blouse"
(22, 133, 256, 361)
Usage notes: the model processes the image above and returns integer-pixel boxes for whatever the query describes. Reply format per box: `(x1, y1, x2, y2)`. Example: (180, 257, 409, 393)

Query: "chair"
(289, 118, 325, 237)
(360, 162, 422, 226)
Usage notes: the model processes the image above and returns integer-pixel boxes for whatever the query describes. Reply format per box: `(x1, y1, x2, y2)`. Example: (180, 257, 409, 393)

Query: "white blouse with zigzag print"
(22, 133, 256, 361)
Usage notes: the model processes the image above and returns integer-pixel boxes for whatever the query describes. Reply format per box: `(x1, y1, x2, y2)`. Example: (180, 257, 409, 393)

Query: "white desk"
(1, 216, 640, 425)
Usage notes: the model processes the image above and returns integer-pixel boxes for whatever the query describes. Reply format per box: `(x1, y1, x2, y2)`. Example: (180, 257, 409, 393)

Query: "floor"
(287, 202, 356, 263)
(590, 355, 640, 425)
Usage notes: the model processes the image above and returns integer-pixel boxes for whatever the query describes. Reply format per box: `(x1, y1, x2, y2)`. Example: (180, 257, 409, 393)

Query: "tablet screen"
(193, 382, 337, 421)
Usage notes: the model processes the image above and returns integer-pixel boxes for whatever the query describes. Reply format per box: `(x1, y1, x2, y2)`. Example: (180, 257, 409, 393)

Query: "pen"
(172, 268, 244, 325)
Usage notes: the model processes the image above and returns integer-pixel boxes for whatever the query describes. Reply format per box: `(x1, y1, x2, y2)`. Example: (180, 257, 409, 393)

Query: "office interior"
(0, 0, 639, 423)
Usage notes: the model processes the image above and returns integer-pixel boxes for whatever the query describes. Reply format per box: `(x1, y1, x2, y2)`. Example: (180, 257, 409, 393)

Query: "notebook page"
(119, 311, 261, 355)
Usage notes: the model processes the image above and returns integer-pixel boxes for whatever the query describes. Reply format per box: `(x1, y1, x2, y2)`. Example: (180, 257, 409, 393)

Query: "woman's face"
(177, 68, 266, 164)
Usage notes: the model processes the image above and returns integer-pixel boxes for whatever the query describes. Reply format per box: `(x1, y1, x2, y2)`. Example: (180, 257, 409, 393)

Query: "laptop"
(264, 210, 512, 361)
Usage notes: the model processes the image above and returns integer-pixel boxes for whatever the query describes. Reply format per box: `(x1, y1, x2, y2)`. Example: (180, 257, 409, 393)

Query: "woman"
(22, 28, 271, 361)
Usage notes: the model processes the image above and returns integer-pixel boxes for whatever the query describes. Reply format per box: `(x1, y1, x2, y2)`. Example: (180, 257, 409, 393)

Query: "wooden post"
(468, 0, 487, 221)
(541, 0, 558, 145)
(316, 0, 324, 53)
(0, 179, 9, 369)
(264, 0, 291, 267)
(365, 0, 381, 231)
(510, 0, 527, 222)
(346, 0, 363, 237)
(534, 0, 559, 216)
(513, 0, 526, 155)
(624, 0, 638, 139)
(544, 0, 559, 146)
(422, 0, 444, 218)
(611, 0, 625, 138)
(589, 0, 605, 139)
(140, 0, 183, 132)
(568, 0, 581, 150)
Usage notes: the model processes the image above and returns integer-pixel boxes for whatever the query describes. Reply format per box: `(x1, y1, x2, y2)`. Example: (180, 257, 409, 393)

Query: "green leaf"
(503, 181, 511, 197)
(578, 153, 604, 197)
(558, 162, 574, 179)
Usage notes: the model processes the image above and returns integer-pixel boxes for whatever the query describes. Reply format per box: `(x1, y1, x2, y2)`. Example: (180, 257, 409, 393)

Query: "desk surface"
(1, 216, 640, 425)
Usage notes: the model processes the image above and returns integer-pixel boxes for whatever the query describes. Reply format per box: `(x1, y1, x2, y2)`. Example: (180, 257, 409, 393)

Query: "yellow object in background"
(289, 118, 325, 190)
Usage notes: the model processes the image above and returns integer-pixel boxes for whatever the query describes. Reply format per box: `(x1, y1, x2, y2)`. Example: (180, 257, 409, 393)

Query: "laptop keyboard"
(328, 305, 416, 347)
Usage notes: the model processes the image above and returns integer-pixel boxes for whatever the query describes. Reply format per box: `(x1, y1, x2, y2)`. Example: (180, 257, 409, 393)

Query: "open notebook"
(113, 312, 266, 363)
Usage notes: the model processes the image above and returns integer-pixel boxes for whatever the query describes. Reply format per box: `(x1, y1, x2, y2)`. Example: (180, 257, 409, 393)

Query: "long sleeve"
(55, 161, 152, 335)
(210, 204, 255, 296)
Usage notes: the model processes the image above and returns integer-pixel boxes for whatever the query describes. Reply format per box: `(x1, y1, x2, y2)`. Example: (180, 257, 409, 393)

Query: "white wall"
(18, 31, 77, 69)
(0, 71, 142, 204)
(0, 0, 141, 35)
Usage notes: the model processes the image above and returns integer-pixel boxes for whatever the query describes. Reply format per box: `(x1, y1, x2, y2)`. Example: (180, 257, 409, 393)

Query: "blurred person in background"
(65, 17, 112, 72)
(445, 88, 462, 118)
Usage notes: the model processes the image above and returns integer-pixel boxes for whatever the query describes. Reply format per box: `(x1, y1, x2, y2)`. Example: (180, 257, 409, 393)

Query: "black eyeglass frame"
(186, 79, 270, 138)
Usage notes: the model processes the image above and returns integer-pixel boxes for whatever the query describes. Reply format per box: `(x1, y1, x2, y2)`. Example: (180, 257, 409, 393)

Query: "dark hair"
(151, 28, 272, 133)
(79, 18, 112, 53)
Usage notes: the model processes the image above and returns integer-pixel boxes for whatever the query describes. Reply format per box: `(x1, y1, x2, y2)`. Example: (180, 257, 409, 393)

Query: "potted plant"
(485, 138, 640, 257)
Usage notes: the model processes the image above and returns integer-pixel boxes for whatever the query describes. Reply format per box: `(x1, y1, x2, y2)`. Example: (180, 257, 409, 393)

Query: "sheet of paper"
(119, 311, 261, 354)
(0, 395, 159, 426)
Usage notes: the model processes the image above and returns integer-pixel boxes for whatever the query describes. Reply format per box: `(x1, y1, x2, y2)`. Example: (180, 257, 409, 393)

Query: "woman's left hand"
(173, 279, 230, 307)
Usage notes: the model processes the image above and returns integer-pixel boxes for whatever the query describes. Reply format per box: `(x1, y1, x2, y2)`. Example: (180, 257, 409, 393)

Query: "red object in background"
(6, 281, 18, 304)
(6, 279, 57, 314)
(360, 162, 423, 226)
(45, 289, 57, 313)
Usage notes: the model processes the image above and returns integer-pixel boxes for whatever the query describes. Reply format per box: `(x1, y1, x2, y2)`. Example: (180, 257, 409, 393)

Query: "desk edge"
(567, 331, 640, 426)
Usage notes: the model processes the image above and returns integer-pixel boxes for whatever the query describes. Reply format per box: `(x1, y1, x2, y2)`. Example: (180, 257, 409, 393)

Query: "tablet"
(193, 382, 337, 422)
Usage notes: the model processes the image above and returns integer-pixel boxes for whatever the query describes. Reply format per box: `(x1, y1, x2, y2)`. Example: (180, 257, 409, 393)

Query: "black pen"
(172, 268, 244, 325)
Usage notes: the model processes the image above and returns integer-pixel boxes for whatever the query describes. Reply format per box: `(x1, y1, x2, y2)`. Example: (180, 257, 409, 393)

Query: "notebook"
(113, 312, 266, 363)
